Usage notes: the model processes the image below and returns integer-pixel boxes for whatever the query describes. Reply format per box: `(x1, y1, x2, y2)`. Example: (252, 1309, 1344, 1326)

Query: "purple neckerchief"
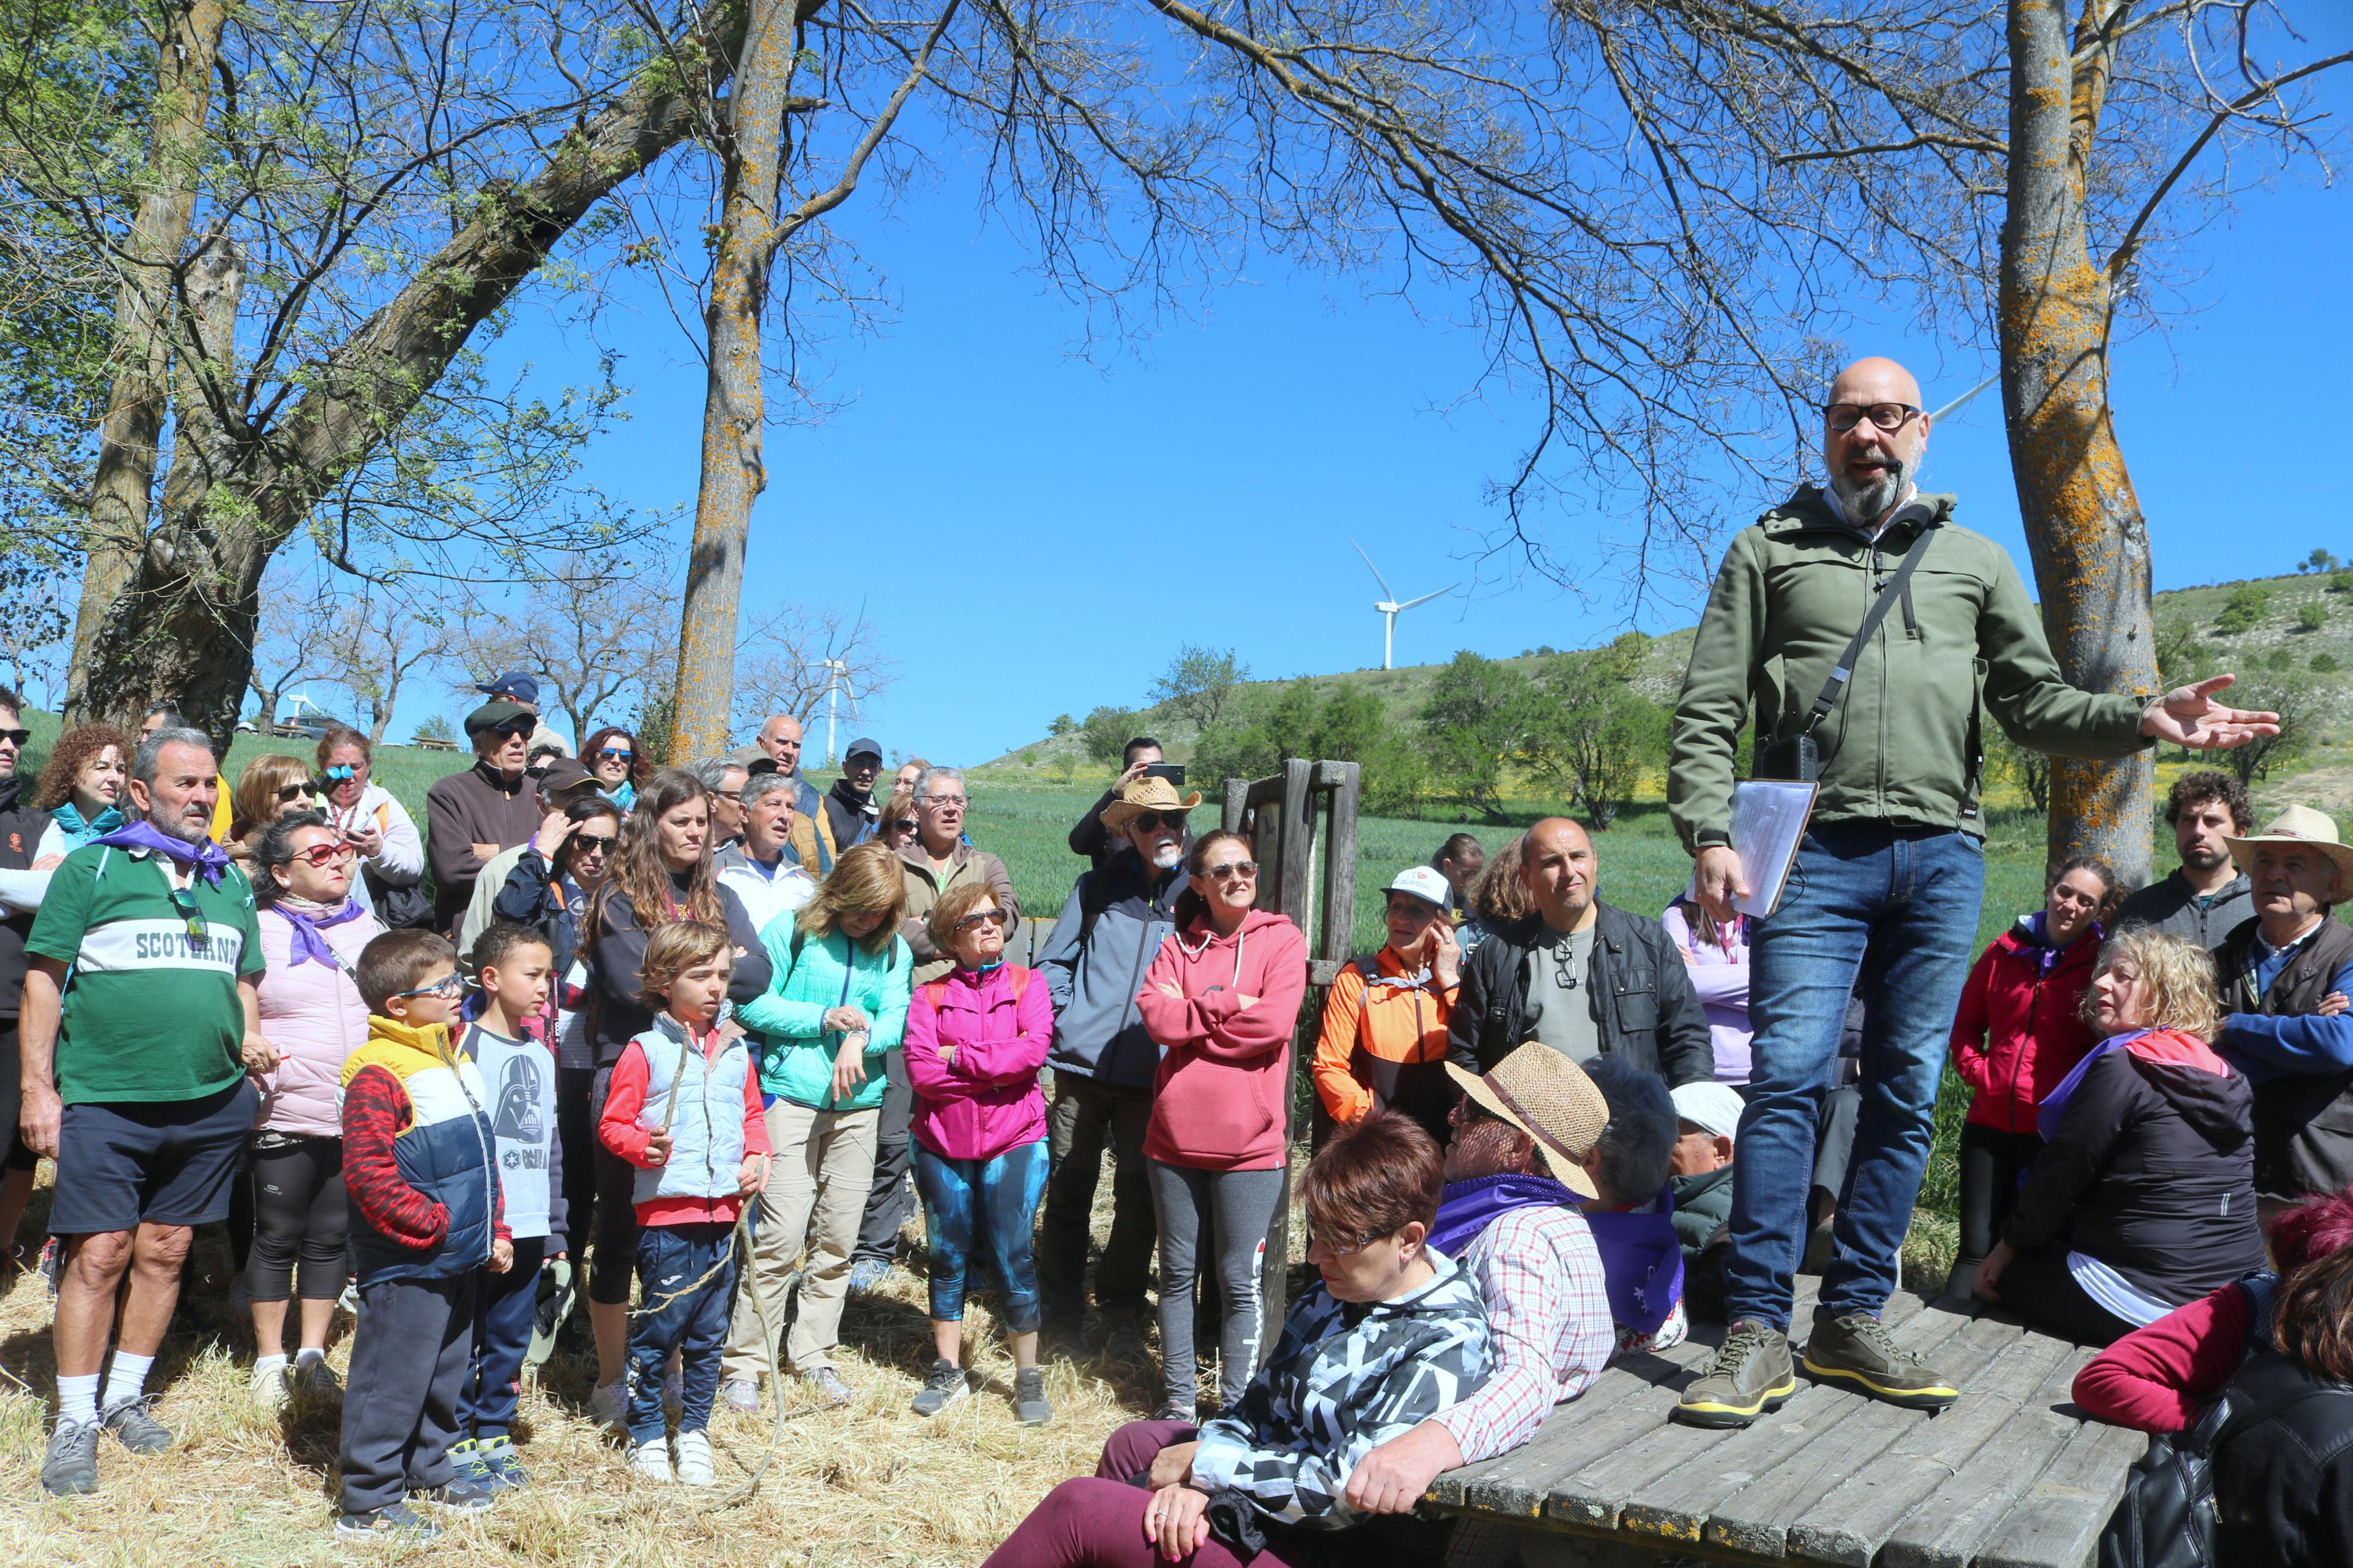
(1430, 1174, 1577, 1259)
(90, 820, 233, 886)
(2037, 1027, 2152, 1140)
(2015, 911, 2098, 978)
(1580, 1186, 1686, 1338)
(272, 899, 367, 968)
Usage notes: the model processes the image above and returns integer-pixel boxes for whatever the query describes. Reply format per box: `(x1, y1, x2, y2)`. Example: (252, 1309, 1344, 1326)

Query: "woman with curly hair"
(30, 723, 133, 864)
(580, 726, 646, 809)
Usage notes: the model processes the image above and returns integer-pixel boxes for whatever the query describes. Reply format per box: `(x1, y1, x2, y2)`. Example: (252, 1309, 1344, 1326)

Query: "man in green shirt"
(22, 727, 275, 1496)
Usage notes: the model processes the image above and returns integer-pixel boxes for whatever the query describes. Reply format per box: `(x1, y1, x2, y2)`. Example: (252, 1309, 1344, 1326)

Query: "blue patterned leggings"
(913, 1138, 1049, 1332)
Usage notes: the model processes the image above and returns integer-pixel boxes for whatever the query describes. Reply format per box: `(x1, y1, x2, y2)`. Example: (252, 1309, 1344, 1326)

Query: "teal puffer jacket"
(738, 908, 913, 1112)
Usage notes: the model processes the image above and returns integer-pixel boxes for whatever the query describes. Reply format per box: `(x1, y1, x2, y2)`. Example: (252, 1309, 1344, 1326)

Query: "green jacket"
(1669, 488, 2149, 848)
(737, 909, 914, 1112)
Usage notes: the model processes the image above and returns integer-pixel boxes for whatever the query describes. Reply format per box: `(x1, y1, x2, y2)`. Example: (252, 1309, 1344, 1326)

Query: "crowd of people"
(0, 356, 2348, 1560)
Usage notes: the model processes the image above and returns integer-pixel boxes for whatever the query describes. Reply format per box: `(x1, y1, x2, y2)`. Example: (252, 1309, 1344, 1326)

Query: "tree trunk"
(65, 0, 228, 717)
(1999, 0, 2157, 887)
(669, 0, 797, 761)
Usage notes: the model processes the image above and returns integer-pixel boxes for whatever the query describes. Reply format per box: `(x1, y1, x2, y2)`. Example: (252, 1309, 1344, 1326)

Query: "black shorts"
(0, 1024, 41, 1174)
(51, 1079, 260, 1236)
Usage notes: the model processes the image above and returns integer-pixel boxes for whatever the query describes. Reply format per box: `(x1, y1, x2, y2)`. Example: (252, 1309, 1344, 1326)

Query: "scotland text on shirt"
(70, 919, 248, 973)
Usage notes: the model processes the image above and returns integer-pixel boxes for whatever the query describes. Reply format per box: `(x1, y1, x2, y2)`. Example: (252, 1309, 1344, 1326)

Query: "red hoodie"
(1949, 916, 2102, 1133)
(1136, 908, 1308, 1171)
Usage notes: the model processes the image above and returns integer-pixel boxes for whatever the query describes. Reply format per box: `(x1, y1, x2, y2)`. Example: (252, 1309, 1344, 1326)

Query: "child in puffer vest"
(598, 921, 771, 1487)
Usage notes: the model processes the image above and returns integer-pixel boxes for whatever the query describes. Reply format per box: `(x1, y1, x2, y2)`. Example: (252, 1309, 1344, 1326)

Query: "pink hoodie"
(903, 963, 1053, 1162)
(1137, 908, 1308, 1171)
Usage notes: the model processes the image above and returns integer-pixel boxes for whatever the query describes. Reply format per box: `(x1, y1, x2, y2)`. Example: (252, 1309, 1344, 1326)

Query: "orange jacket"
(1312, 947, 1456, 1143)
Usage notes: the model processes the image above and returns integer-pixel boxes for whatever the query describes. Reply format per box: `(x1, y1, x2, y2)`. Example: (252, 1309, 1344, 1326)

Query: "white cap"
(1387, 866, 1453, 910)
(1670, 1080, 1745, 1142)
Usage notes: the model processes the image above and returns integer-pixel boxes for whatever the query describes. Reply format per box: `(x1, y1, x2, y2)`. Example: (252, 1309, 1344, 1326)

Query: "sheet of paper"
(1731, 780, 1818, 918)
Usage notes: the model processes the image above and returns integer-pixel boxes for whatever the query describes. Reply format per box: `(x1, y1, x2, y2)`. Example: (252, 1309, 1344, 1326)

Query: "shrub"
(2313, 653, 2340, 674)
(2297, 600, 2329, 634)
(2214, 585, 2270, 636)
(413, 714, 455, 742)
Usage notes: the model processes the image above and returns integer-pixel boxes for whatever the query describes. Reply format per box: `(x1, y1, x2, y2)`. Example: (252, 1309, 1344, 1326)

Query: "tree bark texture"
(670, 0, 796, 761)
(1999, 0, 2157, 887)
(65, 0, 228, 717)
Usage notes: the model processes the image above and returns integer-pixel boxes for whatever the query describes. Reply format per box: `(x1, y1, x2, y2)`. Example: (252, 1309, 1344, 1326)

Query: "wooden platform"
(1425, 1281, 2150, 1568)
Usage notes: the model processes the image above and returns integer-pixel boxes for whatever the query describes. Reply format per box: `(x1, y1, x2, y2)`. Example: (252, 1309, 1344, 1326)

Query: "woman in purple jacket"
(1662, 893, 1751, 1084)
(904, 880, 1055, 1427)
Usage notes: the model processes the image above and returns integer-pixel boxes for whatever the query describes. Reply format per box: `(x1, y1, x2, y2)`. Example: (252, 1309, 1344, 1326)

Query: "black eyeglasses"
(1132, 811, 1188, 833)
(570, 833, 617, 856)
(1824, 402, 1920, 433)
(490, 720, 534, 739)
(0, 728, 29, 746)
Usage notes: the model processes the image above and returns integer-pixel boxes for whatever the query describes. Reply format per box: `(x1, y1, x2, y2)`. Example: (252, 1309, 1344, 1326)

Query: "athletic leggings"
(1954, 1122, 2044, 1290)
(912, 1139, 1049, 1332)
(1148, 1160, 1285, 1411)
(245, 1134, 348, 1303)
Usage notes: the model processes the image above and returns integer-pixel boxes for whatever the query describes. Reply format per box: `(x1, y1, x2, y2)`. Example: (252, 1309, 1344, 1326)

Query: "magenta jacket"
(903, 962, 1052, 1162)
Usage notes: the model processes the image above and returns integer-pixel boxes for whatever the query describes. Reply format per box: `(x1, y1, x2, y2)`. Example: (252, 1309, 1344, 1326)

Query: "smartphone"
(1142, 762, 1188, 787)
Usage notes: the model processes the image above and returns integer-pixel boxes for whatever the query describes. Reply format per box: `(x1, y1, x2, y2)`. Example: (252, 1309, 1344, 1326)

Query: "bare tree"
(247, 563, 336, 734)
(730, 602, 892, 739)
(446, 554, 682, 748)
(322, 595, 442, 747)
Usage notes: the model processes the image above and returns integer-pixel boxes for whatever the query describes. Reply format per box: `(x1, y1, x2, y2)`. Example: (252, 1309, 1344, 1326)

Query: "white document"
(1730, 780, 1818, 918)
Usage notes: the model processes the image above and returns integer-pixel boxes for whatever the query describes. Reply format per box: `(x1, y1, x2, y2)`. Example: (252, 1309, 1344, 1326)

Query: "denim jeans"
(1722, 823, 1984, 1330)
(627, 1222, 736, 1443)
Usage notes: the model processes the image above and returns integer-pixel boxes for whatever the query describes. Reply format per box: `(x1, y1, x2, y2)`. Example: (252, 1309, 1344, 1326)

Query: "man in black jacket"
(0, 688, 44, 1263)
(1447, 817, 1712, 1087)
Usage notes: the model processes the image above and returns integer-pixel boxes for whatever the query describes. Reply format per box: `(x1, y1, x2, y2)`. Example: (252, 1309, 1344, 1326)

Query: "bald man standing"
(1666, 357, 2276, 1430)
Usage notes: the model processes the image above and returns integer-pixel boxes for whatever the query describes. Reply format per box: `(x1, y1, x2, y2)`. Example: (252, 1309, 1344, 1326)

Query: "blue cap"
(476, 670, 540, 705)
(844, 737, 883, 763)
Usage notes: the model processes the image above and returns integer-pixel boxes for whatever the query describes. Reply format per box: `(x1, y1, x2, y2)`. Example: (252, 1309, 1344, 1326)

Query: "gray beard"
(1830, 460, 1907, 527)
(1148, 842, 1184, 870)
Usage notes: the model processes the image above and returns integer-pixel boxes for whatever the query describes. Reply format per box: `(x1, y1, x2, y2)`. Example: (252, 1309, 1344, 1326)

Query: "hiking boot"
(417, 1473, 498, 1512)
(1674, 1320, 1797, 1428)
(1802, 1310, 1961, 1410)
(477, 1436, 529, 1491)
(720, 1375, 762, 1414)
(101, 1395, 174, 1454)
(41, 1420, 101, 1496)
(251, 1361, 292, 1412)
(335, 1501, 441, 1541)
(1014, 1368, 1053, 1427)
(630, 1437, 675, 1484)
(675, 1428, 717, 1487)
(910, 1359, 969, 1417)
(804, 1366, 854, 1408)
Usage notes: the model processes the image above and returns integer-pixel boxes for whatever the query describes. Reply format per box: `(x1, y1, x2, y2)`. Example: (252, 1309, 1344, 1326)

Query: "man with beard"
(2115, 771, 2255, 950)
(1667, 355, 2277, 1430)
(1033, 775, 1197, 1351)
(22, 727, 275, 1494)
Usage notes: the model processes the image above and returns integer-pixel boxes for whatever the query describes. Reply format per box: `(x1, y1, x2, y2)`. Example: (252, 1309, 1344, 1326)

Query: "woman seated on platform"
(981, 1112, 1490, 1568)
(1974, 927, 2265, 1346)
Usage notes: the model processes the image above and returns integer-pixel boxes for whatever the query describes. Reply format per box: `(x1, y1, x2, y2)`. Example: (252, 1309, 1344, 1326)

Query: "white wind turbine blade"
(1394, 583, 1458, 613)
(1929, 374, 1999, 425)
(1350, 538, 1397, 602)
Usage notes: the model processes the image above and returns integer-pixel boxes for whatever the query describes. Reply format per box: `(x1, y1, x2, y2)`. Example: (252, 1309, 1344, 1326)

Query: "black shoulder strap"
(1796, 504, 1940, 738)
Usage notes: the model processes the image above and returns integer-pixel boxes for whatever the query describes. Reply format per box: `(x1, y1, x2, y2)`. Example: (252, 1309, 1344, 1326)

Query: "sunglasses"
(570, 832, 618, 856)
(294, 840, 359, 869)
(0, 728, 29, 746)
(390, 973, 464, 1001)
(595, 747, 633, 762)
(888, 821, 918, 838)
(1131, 811, 1188, 833)
(490, 720, 534, 739)
(1205, 859, 1259, 881)
(954, 908, 1009, 933)
(166, 886, 208, 947)
(274, 783, 313, 803)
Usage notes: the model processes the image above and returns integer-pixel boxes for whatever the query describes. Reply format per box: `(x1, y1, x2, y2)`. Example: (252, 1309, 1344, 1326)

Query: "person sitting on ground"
(29, 722, 131, 865)
(2210, 806, 2353, 1228)
(687, 755, 752, 854)
(425, 700, 542, 930)
(1431, 833, 1484, 923)
(980, 1112, 1492, 1568)
(1448, 816, 1713, 1088)
(1661, 887, 1751, 1084)
(1572, 1054, 1688, 1357)
(228, 751, 317, 854)
(1312, 866, 1461, 1148)
(1067, 735, 1168, 870)
(2114, 770, 2256, 950)
(1667, 1080, 1744, 1322)
(1137, 828, 1311, 1424)
(1974, 926, 2264, 1346)
(581, 726, 645, 810)
(824, 738, 885, 850)
(1455, 833, 1525, 958)
(903, 881, 1055, 1426)
(314, 728, 426, 926)
(459, 758, 604, 957)
(246, 812, 382, 1411)
(1946, 855, 2115, 1296)
(715, 771, 819, 933)
(1340, 1048, 1616, 1519)
(2074, 1186, 2353, 1433)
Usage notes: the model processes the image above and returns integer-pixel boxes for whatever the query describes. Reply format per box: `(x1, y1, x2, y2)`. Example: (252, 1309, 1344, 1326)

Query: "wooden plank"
(1701, 1311, 2026, 1558)
(1613, 1295, 1966, 1546)
(1220, 776, 1250, 834)
(1435, 1338, 1717, 1514)
(1879, 1348, 2092, 1568)
(1319, 761, 1360, 968)
(1974, 1418, 2148, 1568)
(1788, 1335, 2082, 1567)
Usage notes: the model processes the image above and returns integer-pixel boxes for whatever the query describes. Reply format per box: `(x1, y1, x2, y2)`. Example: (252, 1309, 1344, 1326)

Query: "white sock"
(102, 1350, 153, 1411)
(293, 1347, 325, 1369)
(255, 1353, 289, 1375)
(58, 1373, 100, 1427)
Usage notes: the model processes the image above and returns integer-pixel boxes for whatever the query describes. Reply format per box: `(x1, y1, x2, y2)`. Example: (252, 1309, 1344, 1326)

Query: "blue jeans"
(459, 1235, 545, 1439)
(1723, 823, 1984, 1331)
(913, 1139, 1049, 1333)
(627, 1222, 736, 1443)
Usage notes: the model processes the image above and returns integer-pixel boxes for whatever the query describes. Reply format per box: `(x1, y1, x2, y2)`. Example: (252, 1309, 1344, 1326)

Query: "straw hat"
(1099, 774, 1204, 832)
(1445, 1047, 1609, 1199)
(2223, 803, 2353, 890)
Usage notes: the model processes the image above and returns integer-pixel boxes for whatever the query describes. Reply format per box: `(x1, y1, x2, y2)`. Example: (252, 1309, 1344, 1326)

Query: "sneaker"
(1802, 1310, 1962, 1411)
(1152, 1401, 1197, 1425)
(630, 1437, 675, 1484)
(675, 1428, 717, 1487)
(720, 1375, 762, 1414)
(40, 1419, 101, 1496)
(1014, 1368, 1053, 1427)
(1674, 1320, 1797, 1428)
(417, 1473, 498, 1512)
(845, 1257, 893, 1294)
(477, 1436, 530, 1491)
(910, 1359, 969, 1417)
(804, 1366, 854, 1408)
(1103, 1311, 1151, 1365)
(251, 1361, 291, 1411)
(296, 1358, 341, 1399)
(590, 1378, 629, 1432)
(101, 1394, 174, 1454)
(447, 1438, 494, 1487)
(335, 1501, 441, 1541)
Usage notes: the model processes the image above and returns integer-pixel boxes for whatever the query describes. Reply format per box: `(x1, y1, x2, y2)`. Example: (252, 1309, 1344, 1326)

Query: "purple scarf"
(1581, 1190, 1686, 1338)
(1429, 1174, 1575, 1258)
(2016, 910, 2098, 978)
(2037, 1027, 2151, 1140)
(90, 820, 234, 886)
(272, 899, 367, 968)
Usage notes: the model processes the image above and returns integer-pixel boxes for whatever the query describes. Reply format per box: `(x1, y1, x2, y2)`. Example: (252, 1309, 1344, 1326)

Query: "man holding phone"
(1067, 737, 1182, 870)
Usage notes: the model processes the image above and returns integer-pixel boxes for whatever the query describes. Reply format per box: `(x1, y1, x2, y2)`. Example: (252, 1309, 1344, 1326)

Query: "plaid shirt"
(1433, 1204, 1616, 1464)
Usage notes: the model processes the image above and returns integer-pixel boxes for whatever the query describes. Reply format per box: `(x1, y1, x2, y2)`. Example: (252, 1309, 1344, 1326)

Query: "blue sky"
(468, 79, 2353, 768)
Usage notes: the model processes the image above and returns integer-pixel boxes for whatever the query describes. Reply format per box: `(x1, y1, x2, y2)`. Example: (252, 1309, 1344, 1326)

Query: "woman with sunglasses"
(1135, 829, 1309, 1423)
(902, 881, 1055, 1425)
(245, 810, 382, 1408)
(29, 723, 133, 866)
(229, 753, 318, 848)
(314, 728, 424, 925)
(580, 726, 645, 810)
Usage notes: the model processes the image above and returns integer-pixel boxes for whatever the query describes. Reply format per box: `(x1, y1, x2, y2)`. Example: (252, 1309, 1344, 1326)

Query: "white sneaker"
(591, 1379, 629, 1432)
(719, 1376, 761, 1414)
(629, 1437, 674, 1484)
(250, 1361, 289, 1411)
(675, 1429, 716, 1487)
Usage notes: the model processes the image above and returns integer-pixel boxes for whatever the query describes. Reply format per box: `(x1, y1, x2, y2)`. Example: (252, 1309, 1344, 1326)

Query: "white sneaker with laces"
(719, 1375, 761, 1414)
(629, 1437, 675, 1484)
(250, 1362, 290, 1411)
(675, 1429, 716, 1487)
(591, 1378, 629, 1432)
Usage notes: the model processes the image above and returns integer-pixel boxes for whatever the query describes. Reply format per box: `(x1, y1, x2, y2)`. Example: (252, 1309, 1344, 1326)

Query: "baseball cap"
(844, 737, 883, 763)
(1386, 866, 1453, 911)
(476, 670, 540, 705)
(535, 756, 598, 797)
(1670, 1080, 1745, 1143)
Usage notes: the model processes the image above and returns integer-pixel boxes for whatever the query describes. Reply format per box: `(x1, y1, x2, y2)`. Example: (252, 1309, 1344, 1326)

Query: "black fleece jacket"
(0, 776, 41, 1019)
(585, 870, 774, 1068)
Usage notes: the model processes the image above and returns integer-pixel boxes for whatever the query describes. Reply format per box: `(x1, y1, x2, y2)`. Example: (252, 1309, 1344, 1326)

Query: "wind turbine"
(1351, 541, 1458, 671)
(804, 659, 860, 766)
